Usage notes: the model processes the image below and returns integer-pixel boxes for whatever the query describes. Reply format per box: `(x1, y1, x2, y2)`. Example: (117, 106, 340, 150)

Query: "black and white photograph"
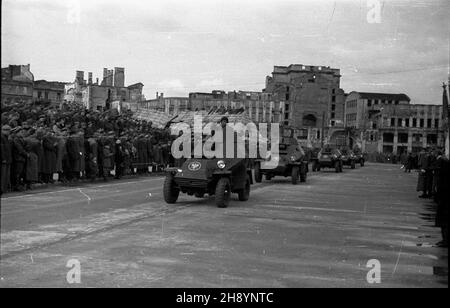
(0, 0, 448, 291)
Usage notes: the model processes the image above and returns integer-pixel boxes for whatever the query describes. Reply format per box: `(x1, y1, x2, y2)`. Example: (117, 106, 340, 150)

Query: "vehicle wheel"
(334, 161, 340, 173)
(351, 161, 355, 169)
(215, 177, 231, 208)
(238, 175, 251, 201)
(291, 166, 299, 185)
(254, 163, 262, 183)
(163, 175, 179, 204)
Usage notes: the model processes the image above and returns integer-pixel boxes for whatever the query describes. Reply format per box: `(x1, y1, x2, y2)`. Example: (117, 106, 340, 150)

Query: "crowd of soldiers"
(415, 147, 449, 248)
(0, 102, 174, 195)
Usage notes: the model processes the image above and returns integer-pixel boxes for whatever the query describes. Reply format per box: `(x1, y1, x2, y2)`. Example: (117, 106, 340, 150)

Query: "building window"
(413, 118, 417, 127)
(317, 130, 321, 139)
(368, 99, 372, 107)
(427, 119, 432, 128)
(331, 96, 336, 102)
(420, 119, 424, 128)
(38, 91, 42, 98)
(332, 89, 335, 94)
(284, 113, 289, 120)
(331, 104, 336, 111)
(390, 118, 395, 127)
(395, 100, 399, 105)
(435, 119, 439, 128)
(374, 100, 378, 105)
(397, 118, 402, 127)
(372, 122, 377, 129)
(331, 120, 335, 126)
(331, 112, 335, 119)
(383, 133, 394, 143)
(57, 93, 61, 101)
(398, 133, 408, 143)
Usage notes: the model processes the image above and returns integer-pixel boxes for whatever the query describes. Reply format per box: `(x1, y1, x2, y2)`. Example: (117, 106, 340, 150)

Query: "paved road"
(0, 163, 447, 287)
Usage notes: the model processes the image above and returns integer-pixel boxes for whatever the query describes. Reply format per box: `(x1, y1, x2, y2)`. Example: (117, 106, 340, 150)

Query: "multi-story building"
(64, 67, 145, 110)
(2, 64, 68, 107)
(344, 91, 444, 154)
(263, 64, 346, 147)
(33, 80, 66, 104)
(1, 64, 34, 106)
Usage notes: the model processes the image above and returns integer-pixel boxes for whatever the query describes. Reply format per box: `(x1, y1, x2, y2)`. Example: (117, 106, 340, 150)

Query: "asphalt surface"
(0, 163, 447, 287)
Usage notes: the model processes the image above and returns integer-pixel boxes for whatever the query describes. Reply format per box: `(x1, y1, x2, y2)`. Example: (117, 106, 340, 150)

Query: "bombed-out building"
(64, 67, 144, 110)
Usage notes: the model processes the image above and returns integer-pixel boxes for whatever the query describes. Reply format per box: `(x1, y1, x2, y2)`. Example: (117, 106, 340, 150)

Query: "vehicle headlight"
(217, 160, 226, 169)
(177, 169, 183, 173)
(290, 155, 296, 162)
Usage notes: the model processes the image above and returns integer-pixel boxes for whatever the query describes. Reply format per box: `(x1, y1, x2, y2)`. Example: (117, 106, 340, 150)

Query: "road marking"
(1, 177, 164, 200)
(259, 204, 362, 213)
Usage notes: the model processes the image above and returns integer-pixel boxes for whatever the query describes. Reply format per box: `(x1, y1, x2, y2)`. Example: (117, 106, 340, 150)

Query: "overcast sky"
(2, 0, 449, 104)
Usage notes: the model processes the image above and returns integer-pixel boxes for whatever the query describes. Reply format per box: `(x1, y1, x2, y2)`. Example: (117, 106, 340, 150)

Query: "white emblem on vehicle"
(188, 161, 201, 171)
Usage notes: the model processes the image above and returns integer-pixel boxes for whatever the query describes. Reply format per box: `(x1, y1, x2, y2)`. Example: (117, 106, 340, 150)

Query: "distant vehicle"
(254, 126, 308, 184)
(316, 147, 343, 173)
(340, 148, 356, 169)
(353, 150, 365, 167)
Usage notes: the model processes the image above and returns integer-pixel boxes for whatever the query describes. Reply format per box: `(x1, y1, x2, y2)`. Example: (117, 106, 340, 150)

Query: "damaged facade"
(64, 67, 144, 110)
(1, 64, 65, 106)
(345, 91, 445, 154)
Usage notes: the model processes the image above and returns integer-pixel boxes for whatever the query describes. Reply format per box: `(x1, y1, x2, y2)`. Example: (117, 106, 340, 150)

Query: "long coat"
(136, 137, 148, 167)
(55, 137, 66, 173)
(42, 135, 57, 174)
(86, 138, 98, 176)
(77, 135, 85, 172)
(24, 137, 40, 182)
(66, 135, 81, 172)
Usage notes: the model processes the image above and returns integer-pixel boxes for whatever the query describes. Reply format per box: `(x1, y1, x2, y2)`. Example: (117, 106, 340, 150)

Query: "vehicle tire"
(351, 161, 355, 169)
(334, 161, 340, 173)
(291, 166, 299, 185)
(254, 163, 262, 183)
(163, 175, 179, 204)
(238, 175, 251, 201)
(215, 177, 231, 208)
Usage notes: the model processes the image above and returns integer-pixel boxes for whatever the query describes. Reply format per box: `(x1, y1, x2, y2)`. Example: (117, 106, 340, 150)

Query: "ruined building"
(64, 67, 144, 110)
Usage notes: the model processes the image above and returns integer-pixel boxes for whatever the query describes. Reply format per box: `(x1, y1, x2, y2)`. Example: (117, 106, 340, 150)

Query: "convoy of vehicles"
(162, 118, 365, 207)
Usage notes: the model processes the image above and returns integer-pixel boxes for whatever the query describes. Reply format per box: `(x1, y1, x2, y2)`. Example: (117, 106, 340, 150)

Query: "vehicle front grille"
(175, 178, 208, 188)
